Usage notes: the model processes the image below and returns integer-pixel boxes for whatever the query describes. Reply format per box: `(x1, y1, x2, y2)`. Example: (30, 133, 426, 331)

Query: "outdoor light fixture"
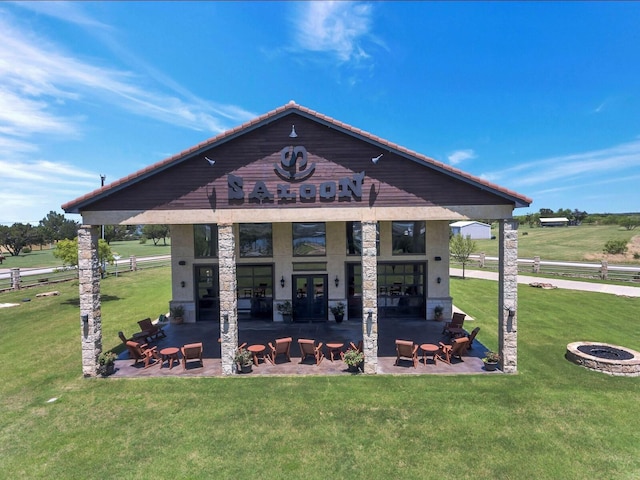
(205, 156, 216, 166)
(289, 125, 298, 138)
(371, 153, 383, 164)
(178, 260, 186, 266)
(280, 276, 286, 288)
(335, 275, 340, 287)
(437, 277, 441, 284)
(180, 281, 186, 288)
(434, 256, 442, 261)
(81, 314, 89, 323)
(505, 306, 516, 317)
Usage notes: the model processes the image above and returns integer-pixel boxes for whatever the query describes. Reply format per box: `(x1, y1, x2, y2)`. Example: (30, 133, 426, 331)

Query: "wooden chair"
(436, 337, 470, 364)
(442, 312, 466, 335)
(395, 339, 419, 368)
(298, 339, 324, 365)
(467, 327, 480, 349)
(138, 317, 166, 341)
(349, 340, 363, 353)
(181, 342, 204, 370)
(268, 337, 292, 364)
(125, 341, 160, 368)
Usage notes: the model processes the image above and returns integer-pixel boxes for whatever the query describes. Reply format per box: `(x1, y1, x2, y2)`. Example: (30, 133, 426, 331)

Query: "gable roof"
(63, 101, 531, 213)
(450, 221, 491, 228)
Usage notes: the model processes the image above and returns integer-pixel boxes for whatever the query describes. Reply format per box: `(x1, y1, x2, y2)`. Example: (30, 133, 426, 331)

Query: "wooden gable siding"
(84, 113, 512, 213)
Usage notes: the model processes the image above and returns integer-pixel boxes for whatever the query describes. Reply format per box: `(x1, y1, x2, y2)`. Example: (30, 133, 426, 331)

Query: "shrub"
(22, 247, 32, 254)
(603, 239, 628, 255)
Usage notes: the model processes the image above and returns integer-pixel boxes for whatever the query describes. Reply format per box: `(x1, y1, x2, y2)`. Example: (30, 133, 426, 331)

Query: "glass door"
(292, 274, 327, 322)
(195, 265, 219, 321)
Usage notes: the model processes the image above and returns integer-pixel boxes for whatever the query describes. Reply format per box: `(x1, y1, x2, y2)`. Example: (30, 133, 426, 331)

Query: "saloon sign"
(228, 145, 365, 203)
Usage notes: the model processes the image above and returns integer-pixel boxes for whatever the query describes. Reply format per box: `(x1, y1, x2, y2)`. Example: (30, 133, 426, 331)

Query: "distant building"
(450, 221, 492, 239)
(540, 217, 569, 227)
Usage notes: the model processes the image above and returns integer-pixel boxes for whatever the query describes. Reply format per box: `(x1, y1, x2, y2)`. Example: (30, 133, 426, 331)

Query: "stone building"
(63, 101, 531, 376)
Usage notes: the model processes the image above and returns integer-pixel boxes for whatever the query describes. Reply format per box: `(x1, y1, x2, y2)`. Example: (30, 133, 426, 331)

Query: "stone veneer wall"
(78, 225, 102, 377)
(498, 220, 518, 373)
(218, 223, 238, 375)
(361, 220, 378, 374)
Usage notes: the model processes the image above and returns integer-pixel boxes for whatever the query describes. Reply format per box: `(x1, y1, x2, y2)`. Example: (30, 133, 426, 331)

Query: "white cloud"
(447, 149, 476, 165)
(292, 2, 375, 63)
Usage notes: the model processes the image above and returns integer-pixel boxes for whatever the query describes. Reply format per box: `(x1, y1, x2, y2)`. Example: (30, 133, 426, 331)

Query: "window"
(392, 221, 425, 254)
(293, 222, 326, 256)
(346, 221, 380, 255)
(239, 223, 272, 257)
(194, 224, 217, 258)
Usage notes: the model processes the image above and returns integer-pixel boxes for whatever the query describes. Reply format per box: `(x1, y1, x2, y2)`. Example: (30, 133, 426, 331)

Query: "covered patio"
(111, 315, 493, 377)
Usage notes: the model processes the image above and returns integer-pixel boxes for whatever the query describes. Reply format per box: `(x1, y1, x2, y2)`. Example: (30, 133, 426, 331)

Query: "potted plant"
(330, 302, 346, 323)
(483, 350, 501, 371)
(343, 348, 364, 373)
(434, 305, 444, 321)
(234, 347, 253, 373)
(170, 304, 184, 324)
(277, 300, 293, 323)
(97, 351, 117, 377)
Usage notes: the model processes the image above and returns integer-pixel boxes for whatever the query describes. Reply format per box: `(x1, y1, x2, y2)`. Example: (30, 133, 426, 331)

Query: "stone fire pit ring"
(566, 342, 640, 377)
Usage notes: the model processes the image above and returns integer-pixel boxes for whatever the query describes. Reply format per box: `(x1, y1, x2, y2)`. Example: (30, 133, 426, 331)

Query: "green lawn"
(1, 268, 639, 478)
(0, 240, 171, 269)
(474, 224, 639, 263)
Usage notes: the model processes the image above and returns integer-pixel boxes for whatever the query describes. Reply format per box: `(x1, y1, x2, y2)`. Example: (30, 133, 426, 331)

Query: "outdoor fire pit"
(566, 342, 640, 377)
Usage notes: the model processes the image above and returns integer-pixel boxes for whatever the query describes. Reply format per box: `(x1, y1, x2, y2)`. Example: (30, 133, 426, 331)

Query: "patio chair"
(298, 339, 324, 365)
(394, 339, 419, 368)
(268, 337, 292, 364)
(125, 341, 160, 368)
(467, 327, 480, 349)
(436, 337, 470, 364)
(138, 317, 166, 341)
(181, 342, 204, 370)
(442, 312, 466, 335)
(349, 340, 363, 353)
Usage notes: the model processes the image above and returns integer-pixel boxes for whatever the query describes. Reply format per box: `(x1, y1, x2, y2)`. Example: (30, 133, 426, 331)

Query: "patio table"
(420, 343, 439, 366)
(247, 344, 269, 366)
(160, 347, 180, 369)
(325, 343, 344, 362)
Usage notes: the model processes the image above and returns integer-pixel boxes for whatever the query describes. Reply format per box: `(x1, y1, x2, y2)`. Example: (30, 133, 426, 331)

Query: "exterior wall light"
(280, 276, 286, 288)
(81, 314, 89, 323)
(335, 275, 339, 287)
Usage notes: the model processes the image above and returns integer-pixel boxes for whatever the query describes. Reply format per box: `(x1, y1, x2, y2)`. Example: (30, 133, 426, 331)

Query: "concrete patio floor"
(110, 316, 497, 377)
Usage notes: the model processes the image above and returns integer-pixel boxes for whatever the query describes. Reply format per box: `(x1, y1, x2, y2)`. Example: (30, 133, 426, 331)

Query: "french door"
(292, 274, 328, 322)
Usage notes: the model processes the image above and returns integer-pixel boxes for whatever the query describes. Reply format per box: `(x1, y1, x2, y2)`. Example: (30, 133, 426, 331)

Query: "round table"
(160, 347, 180, 369)
(325, 343, 344, 362)
(420, 343, 439, 366)
(247, 344, 268, 366)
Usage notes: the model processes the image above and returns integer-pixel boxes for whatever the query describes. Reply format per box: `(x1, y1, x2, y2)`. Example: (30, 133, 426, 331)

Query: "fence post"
(533, 256, 540, 273)
(600, 260, 608, 280)
(11, 268, 21, 290)
(129, 255, 137, 271)
(479, 252, 485, 268)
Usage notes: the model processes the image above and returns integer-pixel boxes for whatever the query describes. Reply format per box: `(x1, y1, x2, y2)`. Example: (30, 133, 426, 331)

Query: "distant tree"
(450, 234, 477, 279)
(142, 224, 170, 245)
(39, 211, 80, 243)
(103, 225, 130, 244)
(539, 208, 554, 216)
(570, 209, 588, 226)
(619, 216, 640, 231)
(0, 223, 37, 256)
(53, 238, 114, 267)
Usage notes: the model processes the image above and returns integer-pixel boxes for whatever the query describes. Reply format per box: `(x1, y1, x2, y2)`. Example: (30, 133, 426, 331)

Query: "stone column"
(218, 223, 238, 375)
(129, 255, 137, 271)
(600, 260, 608, 280)
(361, 220, 378, 374)
(78, 225, 102, 377)
(498, 220, 518, 373)
(533, 256, 540, 274)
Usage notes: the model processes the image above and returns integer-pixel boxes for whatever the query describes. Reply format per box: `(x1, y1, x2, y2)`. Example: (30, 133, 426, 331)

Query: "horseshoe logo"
(274, 145, 316, 180)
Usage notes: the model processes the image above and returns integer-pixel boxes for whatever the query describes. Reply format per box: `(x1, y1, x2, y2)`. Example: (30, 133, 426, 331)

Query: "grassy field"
(0, 240, 171, 269)
(1, 268, 639, 478)
(474, 224, 640, 263)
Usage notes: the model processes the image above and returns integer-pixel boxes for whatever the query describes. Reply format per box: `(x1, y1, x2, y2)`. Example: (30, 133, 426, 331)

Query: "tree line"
(513, 208, 639, 230)
(0, 211, 170, 256)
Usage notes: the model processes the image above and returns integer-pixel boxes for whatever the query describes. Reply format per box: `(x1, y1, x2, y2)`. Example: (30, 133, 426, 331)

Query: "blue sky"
(1, 1, 639, 225)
